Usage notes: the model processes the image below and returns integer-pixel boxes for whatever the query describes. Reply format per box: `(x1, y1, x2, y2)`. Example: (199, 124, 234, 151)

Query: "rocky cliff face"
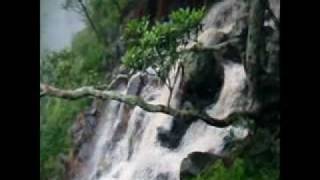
(66, 0, 280, 179)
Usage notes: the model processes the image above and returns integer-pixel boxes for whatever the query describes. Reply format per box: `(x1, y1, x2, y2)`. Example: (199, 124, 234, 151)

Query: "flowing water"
(79, 61, 248, 180)
(74, 0, 279, 179)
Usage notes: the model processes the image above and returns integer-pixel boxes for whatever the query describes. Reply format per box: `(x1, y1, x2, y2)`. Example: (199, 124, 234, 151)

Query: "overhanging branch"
(178, 38, 240, 53)
(94, 74, 129, 90)
(40, 83, 248, 128)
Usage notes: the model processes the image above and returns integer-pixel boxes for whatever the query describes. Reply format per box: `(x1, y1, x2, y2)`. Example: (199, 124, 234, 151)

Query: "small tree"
(63, 0, 102, 43)
(122, 7, 205, 106)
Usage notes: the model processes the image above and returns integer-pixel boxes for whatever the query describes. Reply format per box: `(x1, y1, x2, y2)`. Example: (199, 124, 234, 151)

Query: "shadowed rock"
(180, 152, 222, 180)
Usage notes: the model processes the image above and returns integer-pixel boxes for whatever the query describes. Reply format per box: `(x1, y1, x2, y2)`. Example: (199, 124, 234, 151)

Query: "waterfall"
(73, 0, 279, 179)
(76, 61, 247, 180)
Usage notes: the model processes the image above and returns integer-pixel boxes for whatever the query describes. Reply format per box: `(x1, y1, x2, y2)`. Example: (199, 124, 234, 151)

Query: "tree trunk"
(77, 0, 102, 43)
(244, 0, 268, 107)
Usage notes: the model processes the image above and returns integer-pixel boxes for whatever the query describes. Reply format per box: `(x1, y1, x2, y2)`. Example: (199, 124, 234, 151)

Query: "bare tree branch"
(40, 83, 250, 128)
(179, 38, 240, 53)
(95, 74, 129, 90)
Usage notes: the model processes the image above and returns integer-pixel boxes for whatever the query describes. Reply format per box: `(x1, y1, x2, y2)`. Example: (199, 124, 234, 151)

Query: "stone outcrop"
(180, 152, 221, 180)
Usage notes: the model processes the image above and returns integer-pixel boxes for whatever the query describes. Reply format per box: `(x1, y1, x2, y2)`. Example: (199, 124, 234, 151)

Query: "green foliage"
(88, 0, 128, 41)
(41, 1, 134, 179)
(123, 17, 150, 47)
(189, 125, 280, 180)
(40, 26, 105, 180)
(41, 29, 105, 89)
(193, 159, 245, 180)
(40, 98, 89, 180)
(190, 157, 279, 180)
(40, 45, 100, 179)
(122, 7, 205, 82)
(169, 7, 205, 30)
(71, 28, 106, 85)
(64, 0, 131, 64)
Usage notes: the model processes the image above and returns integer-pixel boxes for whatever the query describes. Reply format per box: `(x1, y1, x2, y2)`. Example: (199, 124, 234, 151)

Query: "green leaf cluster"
(190, 126, 280, 180)
(122, 7, 205, 81)
(169, 7, 205, 30)
(190, 157, 279, 180)
(40, 97, 89, 180)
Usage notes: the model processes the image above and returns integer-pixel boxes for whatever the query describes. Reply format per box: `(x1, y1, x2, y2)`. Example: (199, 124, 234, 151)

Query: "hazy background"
(40, 0, 85, 57)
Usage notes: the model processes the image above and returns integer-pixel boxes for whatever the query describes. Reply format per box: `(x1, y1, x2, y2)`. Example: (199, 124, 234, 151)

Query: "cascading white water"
(74, 0, 278, 179)
(79, 60, 248, 180)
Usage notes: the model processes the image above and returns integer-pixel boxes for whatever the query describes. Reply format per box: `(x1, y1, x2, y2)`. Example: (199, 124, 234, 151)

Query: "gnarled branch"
(40, 83, 250, 128)
(178, 37, 240, 53)
(94, 74, 129, 90)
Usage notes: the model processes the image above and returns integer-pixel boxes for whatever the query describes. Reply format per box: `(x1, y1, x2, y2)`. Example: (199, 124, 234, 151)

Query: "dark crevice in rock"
(110, 73, 146, 145)
(180, 152, 222, 180)
(157, 51, 224, 149)
(182, 51, 224, 108)
(157, 116, 193, 149)
(156, 172, 170, 180)
(127, 111, 146, 160)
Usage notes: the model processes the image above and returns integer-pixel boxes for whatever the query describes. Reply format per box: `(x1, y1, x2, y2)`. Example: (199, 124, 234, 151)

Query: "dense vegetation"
(190, 157, 279, 180)
(40, 32, 104, 179)
(189, 128, 279, 180)
(40, 1, 120, 179)
(123, 7, 205, 72)
(123, 8, 205, 105)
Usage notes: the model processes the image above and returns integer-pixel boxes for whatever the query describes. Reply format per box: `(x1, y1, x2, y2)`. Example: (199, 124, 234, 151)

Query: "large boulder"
(180, 152, 222, 180)
(182, 51, 224, 108)
(157, 51, 224, 149)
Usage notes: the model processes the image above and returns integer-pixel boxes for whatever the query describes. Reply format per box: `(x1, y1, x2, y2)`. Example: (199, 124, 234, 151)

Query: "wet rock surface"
(66, 100, 102, 179)
(182, 51, 224, 108)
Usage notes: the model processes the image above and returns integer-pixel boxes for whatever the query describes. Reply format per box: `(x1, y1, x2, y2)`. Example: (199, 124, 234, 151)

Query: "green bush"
(88, 0, 129, 40)
(190, 157, 279, 180)
(40, 28, 105, 180)
(40, 98, 89, 180)
(122, 7, 205, 81)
